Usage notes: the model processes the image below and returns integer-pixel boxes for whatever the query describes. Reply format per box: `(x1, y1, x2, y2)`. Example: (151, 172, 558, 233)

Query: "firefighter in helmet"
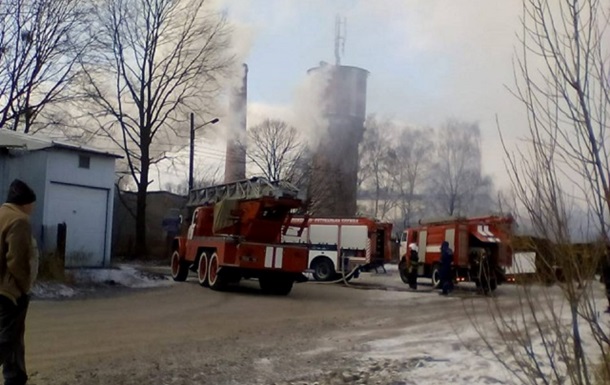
(408, 243, 419, 290)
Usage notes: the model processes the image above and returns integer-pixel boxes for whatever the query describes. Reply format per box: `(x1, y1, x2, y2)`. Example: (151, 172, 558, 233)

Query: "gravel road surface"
(25, 267, 521, 385)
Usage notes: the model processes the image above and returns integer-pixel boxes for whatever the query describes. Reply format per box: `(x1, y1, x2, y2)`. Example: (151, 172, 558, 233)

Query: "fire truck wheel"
(170, 251, 189, 282)
(208, 253, 226, 291)
(197, 252, 209, 287)
(259, 276, 293, 296)
(431, 264, 441, 288)
(398, 260, 409, 284)
(312, 257, 336, 281)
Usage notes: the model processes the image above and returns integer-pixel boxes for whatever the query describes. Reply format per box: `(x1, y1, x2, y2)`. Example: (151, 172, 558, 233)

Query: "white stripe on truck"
(265, 247, 273, 268)
(425, 245, 442, 253)
(275, 247, 283, 268)
(482, 225, 494, 237)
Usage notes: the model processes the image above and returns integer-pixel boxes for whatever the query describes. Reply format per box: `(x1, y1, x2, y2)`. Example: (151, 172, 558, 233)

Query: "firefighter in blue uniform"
(439, 241, 454, 295)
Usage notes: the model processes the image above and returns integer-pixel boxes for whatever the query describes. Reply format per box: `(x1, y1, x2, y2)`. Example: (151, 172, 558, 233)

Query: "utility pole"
(189, 112, 195, 191)
(188, 114, 220, 192)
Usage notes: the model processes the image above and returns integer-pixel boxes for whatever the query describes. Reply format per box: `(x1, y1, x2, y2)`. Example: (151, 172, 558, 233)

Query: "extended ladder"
(186, 177, 301, 207)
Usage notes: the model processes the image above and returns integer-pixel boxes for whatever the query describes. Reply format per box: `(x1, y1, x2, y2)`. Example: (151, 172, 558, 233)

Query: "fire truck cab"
(399, 215, 514, 292)
(282, 217, 393, 281)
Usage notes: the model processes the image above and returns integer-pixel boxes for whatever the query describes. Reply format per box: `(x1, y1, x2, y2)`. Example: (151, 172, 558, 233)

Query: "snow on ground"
(352, 322, 514, 384)
(292, 281, 610, 385)
(352, 284, 610, 385)
(30, 281, 78, 299)
(384, 263, 399, 272)
(31, 264, 172, 299)
(72, 264, 173, 288)
(291, 295, 516, 385)
(326, 296, 515, 384)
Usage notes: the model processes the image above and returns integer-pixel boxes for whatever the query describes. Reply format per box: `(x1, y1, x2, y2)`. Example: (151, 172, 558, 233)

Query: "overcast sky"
(164, 0, 529, 191)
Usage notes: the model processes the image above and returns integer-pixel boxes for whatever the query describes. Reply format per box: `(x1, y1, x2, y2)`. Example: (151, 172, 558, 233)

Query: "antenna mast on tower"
(334, 15, 346, 65)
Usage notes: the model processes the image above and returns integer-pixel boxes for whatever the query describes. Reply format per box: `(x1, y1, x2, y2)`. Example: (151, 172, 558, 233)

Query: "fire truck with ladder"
(398, 215, 515, 292)
(281, 217, 393, 281)
(170, 177, 309, 295)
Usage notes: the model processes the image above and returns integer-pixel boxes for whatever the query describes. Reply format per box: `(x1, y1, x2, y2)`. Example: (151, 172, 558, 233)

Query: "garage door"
(46, 183, 109, 267)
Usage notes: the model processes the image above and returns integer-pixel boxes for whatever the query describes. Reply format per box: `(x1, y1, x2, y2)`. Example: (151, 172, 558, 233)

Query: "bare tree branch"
(472, 1, 610, 384)
(81, 0, 232, 256)
(358, 115, 399, 220)
(389, 125, 434, 228)
(0, 0, 90, 133)
(427, 119, 494, 217)
(240, 118, 307, 184)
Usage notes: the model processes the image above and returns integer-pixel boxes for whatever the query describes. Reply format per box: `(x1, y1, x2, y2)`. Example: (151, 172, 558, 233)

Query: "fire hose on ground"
(306, 257, 363, 286)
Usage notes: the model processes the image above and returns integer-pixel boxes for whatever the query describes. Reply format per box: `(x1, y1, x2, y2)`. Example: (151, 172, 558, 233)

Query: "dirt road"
(25, 269, 514, 385)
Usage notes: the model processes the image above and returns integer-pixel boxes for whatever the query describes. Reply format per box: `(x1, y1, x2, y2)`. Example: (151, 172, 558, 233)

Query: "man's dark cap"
(6, 179, 36, 206)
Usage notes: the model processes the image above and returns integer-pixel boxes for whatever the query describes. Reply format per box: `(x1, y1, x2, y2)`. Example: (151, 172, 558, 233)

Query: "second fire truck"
(399, 215, 515, 292)
(281, 217, 393, 281)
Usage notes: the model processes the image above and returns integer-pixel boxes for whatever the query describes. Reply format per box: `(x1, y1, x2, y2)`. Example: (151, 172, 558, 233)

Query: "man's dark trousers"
(440, 267, 453, 295)
(0, 295, 29, 385)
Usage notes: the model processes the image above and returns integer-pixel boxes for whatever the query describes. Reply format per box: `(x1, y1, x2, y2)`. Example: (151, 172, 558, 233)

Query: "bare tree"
(308, 152, 359, 217)
(163, 165, 222, 196)
(427, 119, 493, 216)
(388, 126, 434, 228)
(0, 0, 88, 133)
(242, 119, 306, 183)
(83, 0, 232, 256)
(469, 1, 610, 384)
(358, 116, 397, 219)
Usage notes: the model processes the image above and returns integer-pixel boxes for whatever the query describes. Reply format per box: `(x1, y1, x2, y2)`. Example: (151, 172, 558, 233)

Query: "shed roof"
(0, 129, 122, 158)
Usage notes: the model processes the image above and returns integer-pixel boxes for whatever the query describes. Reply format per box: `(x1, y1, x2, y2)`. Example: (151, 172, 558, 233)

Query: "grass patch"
(37, 253, 74, 284)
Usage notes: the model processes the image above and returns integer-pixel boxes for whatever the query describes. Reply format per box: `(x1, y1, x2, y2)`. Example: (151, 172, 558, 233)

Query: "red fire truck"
(281, 217, 393, 281)
(170, 177, 309, 295)
(398, 215, 514, 292)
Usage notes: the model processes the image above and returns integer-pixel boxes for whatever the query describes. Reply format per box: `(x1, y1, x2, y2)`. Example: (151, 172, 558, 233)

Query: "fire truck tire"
(259, 276, 293, 296)
(312, 257, 336, 282)
(398, 260, 409, 284)
(170, 251, 189, 282)
(431, 264, 441, 288)
(208, 253, 226, 291)
(197, 252, 209, 287)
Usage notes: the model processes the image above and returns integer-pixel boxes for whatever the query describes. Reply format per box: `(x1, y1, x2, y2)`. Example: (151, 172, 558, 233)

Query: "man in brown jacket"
(0, 179, 37, 385)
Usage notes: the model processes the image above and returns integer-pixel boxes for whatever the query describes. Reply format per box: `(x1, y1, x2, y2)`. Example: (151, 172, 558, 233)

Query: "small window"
(261, 208, 284, 219)
(78, 155, 90, 169)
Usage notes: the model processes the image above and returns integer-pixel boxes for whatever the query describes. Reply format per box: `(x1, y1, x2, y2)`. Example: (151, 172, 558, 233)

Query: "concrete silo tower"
(307, 17, 369, 216)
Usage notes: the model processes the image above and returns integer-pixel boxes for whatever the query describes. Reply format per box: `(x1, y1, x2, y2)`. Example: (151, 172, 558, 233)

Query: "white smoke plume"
(231, 63, 333, 153)
(291, 63, 332, 150)
(205, 0, 257, 143)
